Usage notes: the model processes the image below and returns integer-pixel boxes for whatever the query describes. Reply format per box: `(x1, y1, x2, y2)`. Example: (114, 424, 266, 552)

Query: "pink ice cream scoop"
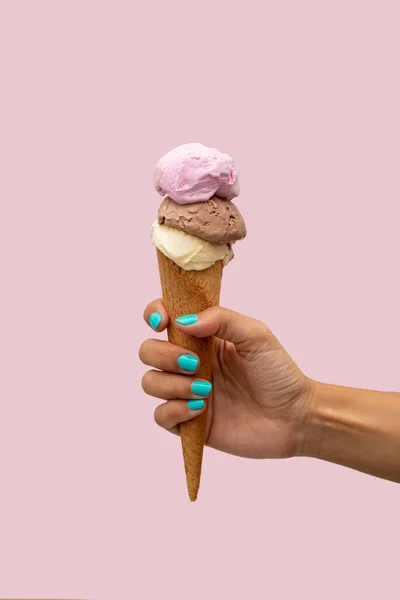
(154, 142, 239, 204)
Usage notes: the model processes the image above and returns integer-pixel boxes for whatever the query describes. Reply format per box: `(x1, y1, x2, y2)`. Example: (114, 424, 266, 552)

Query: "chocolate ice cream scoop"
(158, 196, 246, 245)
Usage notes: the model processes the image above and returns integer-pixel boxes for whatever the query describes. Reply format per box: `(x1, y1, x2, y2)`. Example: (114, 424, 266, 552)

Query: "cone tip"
(188, 485, 199, 502)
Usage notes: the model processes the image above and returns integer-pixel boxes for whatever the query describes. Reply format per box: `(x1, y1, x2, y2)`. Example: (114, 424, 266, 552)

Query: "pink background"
(1, 1, 399, 598)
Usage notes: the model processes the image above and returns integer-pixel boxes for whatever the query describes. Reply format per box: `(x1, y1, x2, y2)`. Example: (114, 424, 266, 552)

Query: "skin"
(140, 300, 400, 483)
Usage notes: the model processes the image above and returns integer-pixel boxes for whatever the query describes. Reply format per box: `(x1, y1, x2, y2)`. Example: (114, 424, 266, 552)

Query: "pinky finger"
(154, 399, 206, 435)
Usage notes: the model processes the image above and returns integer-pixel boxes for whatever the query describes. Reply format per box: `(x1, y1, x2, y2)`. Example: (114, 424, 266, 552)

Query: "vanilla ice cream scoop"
(154, 143, 239, 204)
(151, 221, 233, 271)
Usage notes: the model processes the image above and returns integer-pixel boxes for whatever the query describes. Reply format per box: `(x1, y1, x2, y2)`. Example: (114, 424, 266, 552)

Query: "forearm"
(300, 381, 400, 483)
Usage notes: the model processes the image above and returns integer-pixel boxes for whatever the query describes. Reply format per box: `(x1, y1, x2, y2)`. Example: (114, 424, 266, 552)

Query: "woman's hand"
(139, 299, 313, 460)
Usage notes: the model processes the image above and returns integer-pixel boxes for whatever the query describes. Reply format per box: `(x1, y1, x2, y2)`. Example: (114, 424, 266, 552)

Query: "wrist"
(295, 379, 333, 459)
(295, 376, 400, 482)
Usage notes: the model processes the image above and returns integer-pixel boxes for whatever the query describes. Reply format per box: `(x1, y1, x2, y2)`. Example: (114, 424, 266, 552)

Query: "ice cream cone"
(151, 143, 245, 500)
(157, 248, 223, 501)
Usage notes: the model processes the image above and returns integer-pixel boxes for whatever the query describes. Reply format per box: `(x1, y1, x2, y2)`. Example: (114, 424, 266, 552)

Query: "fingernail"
(149, 312, 162, 331)
(188, 399, 205, 411)
(176, 314, 198, 326)
(177, 354, 199, 372)
(191, 380, 212, 397)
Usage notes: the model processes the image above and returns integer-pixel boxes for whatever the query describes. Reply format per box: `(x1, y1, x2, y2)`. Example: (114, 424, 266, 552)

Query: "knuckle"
(154, 405, 163, 427)
(259, 322, 273, 341)
(217, 306, 231, 320)
(247, 318, 271, 342)
(141, 370, 153, 393)
(168, 403, 180, 420)
(138, 339, 149, 362)
(156, 342, 169, 360)
(158, 343, 178, 368)
(171, 401, 187, 422)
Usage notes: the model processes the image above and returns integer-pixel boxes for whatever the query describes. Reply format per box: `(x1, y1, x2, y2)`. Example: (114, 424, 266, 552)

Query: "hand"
(139, 300, 313, 459)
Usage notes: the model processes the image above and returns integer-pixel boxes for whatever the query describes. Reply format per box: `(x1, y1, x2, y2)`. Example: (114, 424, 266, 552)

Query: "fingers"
(139, 339, 200, 374)
(143, 298, 169, 332)
(141, 299, 208, 435)
(142, 370, 212, 400)
(175, 306, 280, 351)
(154, 399, 206, 433)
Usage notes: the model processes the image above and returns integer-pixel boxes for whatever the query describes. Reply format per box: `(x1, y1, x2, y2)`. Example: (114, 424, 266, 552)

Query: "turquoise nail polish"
(176, 314, 198, 326)
(188, 399, 205, 411)
(177, 354, 199, 372)
(191, 380, 212, 397)
(149, 312, 162, 331)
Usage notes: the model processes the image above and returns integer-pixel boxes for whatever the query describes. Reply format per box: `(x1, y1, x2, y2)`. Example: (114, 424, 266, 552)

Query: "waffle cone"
(156, 249, 223, 501)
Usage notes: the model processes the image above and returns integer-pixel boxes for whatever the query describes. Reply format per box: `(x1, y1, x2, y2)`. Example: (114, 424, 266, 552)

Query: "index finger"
(143, 298, 170, 332)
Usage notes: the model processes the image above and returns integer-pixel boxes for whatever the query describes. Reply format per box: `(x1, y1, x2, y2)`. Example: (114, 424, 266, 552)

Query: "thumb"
(175, 306, 280, 352)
